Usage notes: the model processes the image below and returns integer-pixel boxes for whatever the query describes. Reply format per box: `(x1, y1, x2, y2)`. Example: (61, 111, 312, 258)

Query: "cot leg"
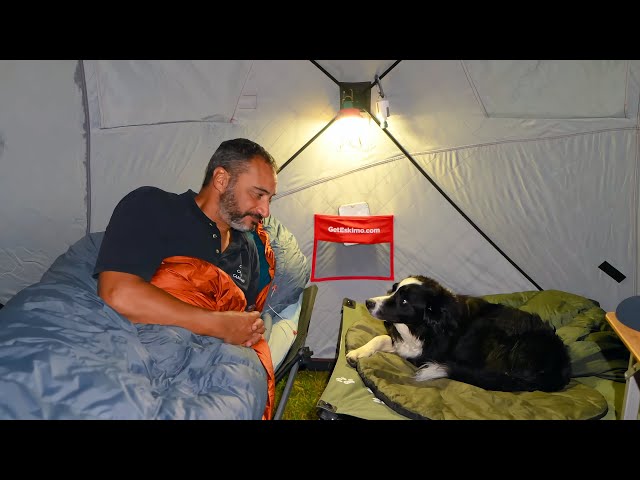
(621, 355, 640, 420)
(274, 360, 301, 420)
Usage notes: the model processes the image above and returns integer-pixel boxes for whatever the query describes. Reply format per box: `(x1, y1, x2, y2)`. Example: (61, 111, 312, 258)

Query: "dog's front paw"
(346, 346, 374, 367)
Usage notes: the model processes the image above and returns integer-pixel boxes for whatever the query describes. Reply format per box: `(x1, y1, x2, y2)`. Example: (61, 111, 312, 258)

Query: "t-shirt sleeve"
(93, 187, 166, 281)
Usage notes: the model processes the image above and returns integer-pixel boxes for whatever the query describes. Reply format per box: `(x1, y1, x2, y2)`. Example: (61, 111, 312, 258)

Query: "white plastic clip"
(376, 98, 390, 129)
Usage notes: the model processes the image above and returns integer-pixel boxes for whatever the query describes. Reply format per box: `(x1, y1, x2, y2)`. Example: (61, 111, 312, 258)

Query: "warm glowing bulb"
(337, 116, 368, 151)
(327, 108, 377, 152)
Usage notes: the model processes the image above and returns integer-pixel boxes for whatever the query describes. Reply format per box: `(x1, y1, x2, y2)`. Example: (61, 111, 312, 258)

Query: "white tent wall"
(82, 60, 255, 231)
(267, 60, 640, 358)
(0, 60, 638, 362)
(0, 61, 87, 304)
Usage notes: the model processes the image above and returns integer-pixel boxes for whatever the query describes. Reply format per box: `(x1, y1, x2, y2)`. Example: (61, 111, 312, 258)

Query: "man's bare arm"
(97, 271, 264, 347)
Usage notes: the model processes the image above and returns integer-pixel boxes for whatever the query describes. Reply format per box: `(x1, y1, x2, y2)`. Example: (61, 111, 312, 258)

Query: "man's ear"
(212, 167, 230, 193)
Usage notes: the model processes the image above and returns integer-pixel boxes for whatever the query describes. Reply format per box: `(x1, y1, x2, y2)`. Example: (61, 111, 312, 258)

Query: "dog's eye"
(402, 299, 407, 304)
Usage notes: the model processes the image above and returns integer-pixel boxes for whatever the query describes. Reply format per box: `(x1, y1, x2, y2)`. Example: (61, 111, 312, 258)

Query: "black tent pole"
(276, 115, 340, 174)
(362, 106, 542, 291)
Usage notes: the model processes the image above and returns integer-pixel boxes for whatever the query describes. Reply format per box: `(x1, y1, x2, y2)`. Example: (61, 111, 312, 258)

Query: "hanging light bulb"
(335, 86, 371, 151)
(338, 88, 361, 118)
(336, 114, 369, 150)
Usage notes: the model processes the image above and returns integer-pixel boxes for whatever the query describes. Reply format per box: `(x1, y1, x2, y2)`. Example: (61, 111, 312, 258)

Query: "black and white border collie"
(346, 275, 572, 392)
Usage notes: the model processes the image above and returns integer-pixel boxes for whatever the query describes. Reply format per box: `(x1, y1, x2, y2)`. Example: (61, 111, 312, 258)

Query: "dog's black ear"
(387, 282, 399, 294)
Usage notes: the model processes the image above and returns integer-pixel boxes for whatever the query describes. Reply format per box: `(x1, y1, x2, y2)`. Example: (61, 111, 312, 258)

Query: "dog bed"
(317, 290, 628, 420)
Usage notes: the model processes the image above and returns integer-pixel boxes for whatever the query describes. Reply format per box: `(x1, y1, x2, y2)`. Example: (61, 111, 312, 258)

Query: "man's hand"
(209, 310, 265, 347)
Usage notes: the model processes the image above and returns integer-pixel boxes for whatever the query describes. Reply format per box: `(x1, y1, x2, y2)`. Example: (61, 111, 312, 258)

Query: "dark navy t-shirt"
(93, 186, 260, 307)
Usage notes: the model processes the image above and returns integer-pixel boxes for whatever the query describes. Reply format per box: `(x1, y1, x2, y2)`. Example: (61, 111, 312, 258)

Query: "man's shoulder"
(119, 186, 188, 207)
(126, 185, 177, 199)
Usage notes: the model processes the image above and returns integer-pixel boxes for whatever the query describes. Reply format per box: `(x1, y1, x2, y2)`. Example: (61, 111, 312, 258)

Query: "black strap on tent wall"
(278, 60, 542, 291)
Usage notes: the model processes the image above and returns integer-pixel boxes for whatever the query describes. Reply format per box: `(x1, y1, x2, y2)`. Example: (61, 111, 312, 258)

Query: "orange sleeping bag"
(150, 223, 276, 420)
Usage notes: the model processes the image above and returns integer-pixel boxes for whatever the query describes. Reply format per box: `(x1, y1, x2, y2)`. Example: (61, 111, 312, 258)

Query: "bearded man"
(95, 138, 278, 348)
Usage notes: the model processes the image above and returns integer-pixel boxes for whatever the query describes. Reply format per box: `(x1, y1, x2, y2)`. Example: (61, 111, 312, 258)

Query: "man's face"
(219, 157, 277, 232)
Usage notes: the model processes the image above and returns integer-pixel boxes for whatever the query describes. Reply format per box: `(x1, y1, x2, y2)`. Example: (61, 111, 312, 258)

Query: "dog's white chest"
(393, 324, 423, 359)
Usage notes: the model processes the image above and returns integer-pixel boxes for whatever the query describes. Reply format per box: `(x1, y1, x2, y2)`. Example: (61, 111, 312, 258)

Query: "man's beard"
(220, 187, 262, 232)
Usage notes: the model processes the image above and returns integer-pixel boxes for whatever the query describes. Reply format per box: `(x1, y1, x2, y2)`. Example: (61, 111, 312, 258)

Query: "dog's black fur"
(346, 275, 572, 392)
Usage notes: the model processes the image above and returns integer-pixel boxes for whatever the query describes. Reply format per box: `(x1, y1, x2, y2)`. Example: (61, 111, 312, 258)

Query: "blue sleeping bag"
(0, 227, 309, 419)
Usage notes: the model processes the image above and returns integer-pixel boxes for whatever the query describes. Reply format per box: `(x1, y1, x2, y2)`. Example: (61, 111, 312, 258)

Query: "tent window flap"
(311, 214, 394, 281)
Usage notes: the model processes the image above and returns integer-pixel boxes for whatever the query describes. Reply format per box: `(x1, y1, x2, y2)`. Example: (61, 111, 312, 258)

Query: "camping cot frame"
(272, 284, 318, 420)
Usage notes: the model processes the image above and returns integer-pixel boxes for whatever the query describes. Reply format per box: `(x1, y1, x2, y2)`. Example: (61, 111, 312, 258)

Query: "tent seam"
(277, 127, 638, 197)
(409, 126, 638, 158)
(229, 61, 254, 124)
(77, 60, 92, 235)
(97, 119, 231, 130)
(635, 83, 640, 296)
(460, 60, 489, 118)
